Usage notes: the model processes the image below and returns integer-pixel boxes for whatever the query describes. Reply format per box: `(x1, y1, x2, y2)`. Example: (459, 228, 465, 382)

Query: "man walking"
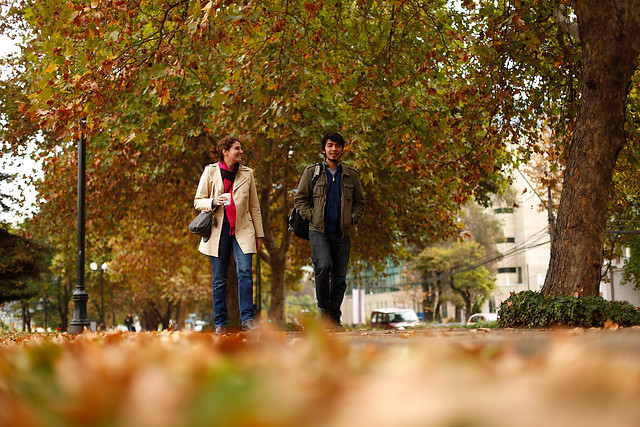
(294, 132, 366, 329)
(124, 313, 135, 332)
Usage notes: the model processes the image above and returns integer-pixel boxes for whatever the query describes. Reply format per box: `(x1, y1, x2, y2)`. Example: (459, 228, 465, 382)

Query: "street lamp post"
(69, 118, 89, 334)
(90, 262, 108, 331)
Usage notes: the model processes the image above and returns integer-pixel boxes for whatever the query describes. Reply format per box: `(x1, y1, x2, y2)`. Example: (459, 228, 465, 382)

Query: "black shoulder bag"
(288, 163, 322, 240)
(190, 164, 230, 243)
(189, 206, 218, 243)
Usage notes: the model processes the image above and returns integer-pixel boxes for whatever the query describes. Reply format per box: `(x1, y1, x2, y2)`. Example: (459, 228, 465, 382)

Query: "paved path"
(331, 326, 640, 353)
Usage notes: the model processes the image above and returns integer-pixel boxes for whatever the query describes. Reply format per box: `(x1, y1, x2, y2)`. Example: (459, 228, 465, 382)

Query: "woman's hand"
(215, 193, 231, 206)
(256, 237, 263, 253)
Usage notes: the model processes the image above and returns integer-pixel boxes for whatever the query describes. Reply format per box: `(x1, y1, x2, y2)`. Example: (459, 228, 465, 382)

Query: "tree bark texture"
(176, 299, 186, 330)
(268, 252, 287, 327)
(257, 159, 291, 328)
(225, 255, 240, 327)
(543, 1, 640, 296)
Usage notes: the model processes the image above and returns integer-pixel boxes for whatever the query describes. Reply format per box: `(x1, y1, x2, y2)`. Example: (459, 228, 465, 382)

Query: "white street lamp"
(89, 262, 108, 330)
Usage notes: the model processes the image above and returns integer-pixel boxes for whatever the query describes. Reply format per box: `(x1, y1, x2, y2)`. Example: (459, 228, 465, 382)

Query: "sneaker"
(242, 320, 256, 332)
(215, 325, 226, 335)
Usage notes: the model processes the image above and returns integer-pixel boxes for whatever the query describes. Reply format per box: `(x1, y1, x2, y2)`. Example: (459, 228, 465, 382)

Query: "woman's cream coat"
(194, 163, 265, 257)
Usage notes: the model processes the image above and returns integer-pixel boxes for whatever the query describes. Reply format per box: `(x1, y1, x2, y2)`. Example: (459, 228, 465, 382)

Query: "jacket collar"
(211, 163, 250, 190)
(324, 160, 342, 169)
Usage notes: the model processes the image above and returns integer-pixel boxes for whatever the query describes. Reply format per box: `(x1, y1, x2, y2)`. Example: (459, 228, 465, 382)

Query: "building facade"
(341, 170, 640, 326)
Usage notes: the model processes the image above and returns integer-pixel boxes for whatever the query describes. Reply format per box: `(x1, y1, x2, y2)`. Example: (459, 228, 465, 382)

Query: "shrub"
(498, 291, 640, 328)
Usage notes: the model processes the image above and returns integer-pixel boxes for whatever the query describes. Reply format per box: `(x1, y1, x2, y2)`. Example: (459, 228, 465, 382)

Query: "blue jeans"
(210, 221, 254, 327)
(309, 230, 351, 322)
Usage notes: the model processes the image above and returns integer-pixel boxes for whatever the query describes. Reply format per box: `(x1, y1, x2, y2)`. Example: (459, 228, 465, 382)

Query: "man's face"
(323, 139, 343, 162)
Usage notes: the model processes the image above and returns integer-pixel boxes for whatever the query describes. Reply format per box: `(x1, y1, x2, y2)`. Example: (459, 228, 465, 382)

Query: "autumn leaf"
(44, 63, 58, 73)
(604, 319, 620, 330)
(158, 87, 171, 106)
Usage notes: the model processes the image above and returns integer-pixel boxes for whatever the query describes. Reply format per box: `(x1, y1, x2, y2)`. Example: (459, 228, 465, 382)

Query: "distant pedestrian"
(124, 313, 135, 331)
(293, 132, 365, 330)
(194, 136, 265, 334)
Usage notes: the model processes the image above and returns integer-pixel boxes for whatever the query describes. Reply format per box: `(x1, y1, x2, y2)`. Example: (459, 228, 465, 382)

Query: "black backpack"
(288, 163, 322, 240)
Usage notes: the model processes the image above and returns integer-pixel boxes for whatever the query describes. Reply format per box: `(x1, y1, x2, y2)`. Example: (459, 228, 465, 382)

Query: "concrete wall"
(600, 258, 640, 308)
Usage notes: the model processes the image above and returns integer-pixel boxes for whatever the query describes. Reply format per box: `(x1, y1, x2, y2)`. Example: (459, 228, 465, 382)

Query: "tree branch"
(553, 4, 580, 41)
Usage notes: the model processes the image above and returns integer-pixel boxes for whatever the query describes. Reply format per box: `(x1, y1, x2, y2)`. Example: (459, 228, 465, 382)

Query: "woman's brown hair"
(210, 136, 240, 161)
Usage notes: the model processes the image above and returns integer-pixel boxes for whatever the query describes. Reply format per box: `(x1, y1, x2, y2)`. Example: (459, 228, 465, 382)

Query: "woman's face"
(223, 142, 243, 167)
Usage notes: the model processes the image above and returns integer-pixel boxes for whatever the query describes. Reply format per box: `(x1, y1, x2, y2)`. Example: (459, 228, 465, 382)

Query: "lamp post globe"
(89, 262, 107, 331)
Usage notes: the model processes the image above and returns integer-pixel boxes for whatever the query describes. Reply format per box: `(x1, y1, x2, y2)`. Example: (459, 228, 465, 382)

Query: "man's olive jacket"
(294, 162, 366, 236)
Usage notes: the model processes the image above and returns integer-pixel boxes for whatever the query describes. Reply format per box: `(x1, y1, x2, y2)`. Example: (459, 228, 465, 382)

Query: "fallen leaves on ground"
(0, 325, 639, 427)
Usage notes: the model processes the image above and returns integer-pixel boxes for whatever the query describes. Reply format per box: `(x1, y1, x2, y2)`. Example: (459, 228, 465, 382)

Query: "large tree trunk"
(21, 300, 31, 332)
(268, 253, 287, 327)
(176, 299, 186, 330)
(53, 277, 69, 332)
(543, 1, 640, 296)
(226, 256, 240, 328)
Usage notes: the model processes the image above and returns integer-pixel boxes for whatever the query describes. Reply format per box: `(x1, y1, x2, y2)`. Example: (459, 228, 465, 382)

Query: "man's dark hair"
(321, 132, 345, 151)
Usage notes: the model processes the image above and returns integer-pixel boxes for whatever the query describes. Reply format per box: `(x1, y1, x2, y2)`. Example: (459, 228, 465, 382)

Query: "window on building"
(494, 207, 514, 214)
(505, 237, 515, 243)
(498, 267, 523, 284)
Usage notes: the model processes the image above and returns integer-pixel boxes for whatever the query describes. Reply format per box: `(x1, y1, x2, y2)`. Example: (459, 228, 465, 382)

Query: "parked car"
(370, 308, 422, 330)
(466, 313, 499, 326)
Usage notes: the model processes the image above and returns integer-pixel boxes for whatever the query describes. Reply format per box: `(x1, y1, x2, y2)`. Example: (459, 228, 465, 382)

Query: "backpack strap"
(311, 163, 322, 185)
(308, 163, 323, 208)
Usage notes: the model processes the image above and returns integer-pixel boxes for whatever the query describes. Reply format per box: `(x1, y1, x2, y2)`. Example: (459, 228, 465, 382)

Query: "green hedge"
(498, 290, 640, 328)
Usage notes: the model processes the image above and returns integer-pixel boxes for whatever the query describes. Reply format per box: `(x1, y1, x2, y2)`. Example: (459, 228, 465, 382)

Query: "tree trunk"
(21, 300, 31, 332)
(142, 302, 163, 331)
(176, 299, 186, 330)
(268, 253, 287, 327)
(226, 255, 241, 329)
(454, 305, 463, 323)
(422, 281, 434, 322)
(449, 275, 472, 319)
(53, 277, 69, 331)
(160, 300, 173, 330)
(543, 1, 640, 296)
(434, 300, 442, 323)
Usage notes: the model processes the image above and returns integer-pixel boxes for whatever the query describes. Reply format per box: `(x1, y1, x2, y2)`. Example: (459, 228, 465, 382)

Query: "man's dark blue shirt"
(324, 165, 342, 233)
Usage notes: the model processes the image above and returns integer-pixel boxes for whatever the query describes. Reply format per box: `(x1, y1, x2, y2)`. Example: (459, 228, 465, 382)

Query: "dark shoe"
(332, 322, 346, 332)
(329, 318, 346, 332)
(242, 320, 256, 332)
(215, 325, 226, 335)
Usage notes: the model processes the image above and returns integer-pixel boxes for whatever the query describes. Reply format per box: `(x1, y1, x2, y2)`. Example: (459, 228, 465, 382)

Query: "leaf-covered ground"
(1, 324, 639, 427)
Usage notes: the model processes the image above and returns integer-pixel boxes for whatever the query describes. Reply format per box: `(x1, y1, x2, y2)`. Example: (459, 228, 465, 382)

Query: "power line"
(420, 236, 551, 284)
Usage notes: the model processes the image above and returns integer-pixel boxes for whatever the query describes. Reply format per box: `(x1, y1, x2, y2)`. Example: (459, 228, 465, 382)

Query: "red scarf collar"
(220, 161, 238, 235)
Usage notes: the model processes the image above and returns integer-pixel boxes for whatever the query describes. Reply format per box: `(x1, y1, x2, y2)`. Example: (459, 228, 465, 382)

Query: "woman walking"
(194, 136, 264, 333)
